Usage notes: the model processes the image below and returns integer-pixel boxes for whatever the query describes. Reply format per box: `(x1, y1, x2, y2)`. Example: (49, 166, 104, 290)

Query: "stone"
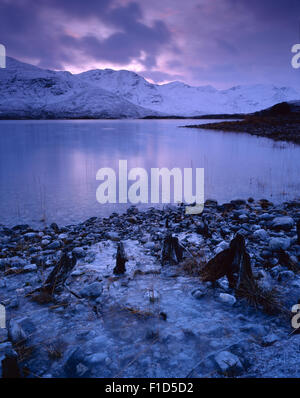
(239, 214, 249, 222)
(261, 333, 279, 347)
(47, 240, 61, 250)
(214, 351, 243, 376)
(80, 282, 103, 299)
(218, 293, 236, 306)
(24, 232, 37, 239)
(271, 216, 294, 231)
(259, 213, 273, 221)
(253, 229, 269, 241)
(41, 239, 50, 246)
(269, 237, 290, 251)
(105, 232, 119, 241)
(23, 264, 37, 272)
(144, 241, 155, 250)
(192, 288, 207, 299)
(72, 247, 86, 258)
(87, 352, 106, 364)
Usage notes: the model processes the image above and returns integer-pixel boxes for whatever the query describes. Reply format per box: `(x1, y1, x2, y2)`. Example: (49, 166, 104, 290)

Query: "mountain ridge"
(0, 57, 299, 119)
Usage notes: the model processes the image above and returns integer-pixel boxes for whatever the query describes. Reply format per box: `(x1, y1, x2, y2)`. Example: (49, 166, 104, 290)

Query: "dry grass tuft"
(178, 248, 207, 277)
(236, 281, 287, 316)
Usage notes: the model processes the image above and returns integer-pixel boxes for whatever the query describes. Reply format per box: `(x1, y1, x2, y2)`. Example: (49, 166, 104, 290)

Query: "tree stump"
(161, 233, 183, 266)
(297, 219, 300, 245)
(196, 219, 211, 238)
(200, 234, 253, 289)
(113, 242, 127, 275)
(29, 250, 77, 302)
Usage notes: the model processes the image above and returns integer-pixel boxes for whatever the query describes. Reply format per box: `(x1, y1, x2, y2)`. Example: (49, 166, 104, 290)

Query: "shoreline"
(1, 198, 300, 378)
(184, 117, 300, 145)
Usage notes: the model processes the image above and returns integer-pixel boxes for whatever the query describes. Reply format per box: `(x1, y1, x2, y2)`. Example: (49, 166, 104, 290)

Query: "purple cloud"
(0, 0, 300, 88)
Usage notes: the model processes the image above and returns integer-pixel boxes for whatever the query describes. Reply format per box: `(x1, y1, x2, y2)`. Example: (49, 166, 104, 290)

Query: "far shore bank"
(185, 116, 300, 145)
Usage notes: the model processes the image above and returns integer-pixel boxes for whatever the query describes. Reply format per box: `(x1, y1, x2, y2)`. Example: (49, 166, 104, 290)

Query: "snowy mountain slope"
(78, 68, 300, 115)
(0, 58, 160, 118)
(0, 57, 300, 118)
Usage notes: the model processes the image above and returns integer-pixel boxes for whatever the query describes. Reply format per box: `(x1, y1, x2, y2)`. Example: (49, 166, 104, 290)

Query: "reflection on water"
(0, 119, 299, 227)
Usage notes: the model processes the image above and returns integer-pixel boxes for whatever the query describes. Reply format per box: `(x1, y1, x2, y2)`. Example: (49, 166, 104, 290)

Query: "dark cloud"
(0, 0, 172, 69)
(0, 0, 300, 87)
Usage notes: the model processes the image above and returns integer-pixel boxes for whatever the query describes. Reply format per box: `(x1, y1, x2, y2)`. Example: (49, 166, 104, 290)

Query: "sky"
(1, 0, 300, 88)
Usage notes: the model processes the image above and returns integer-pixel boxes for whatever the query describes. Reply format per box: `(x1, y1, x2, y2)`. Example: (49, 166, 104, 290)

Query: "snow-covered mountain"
(79, 68, 300, 115)
(0, 58, 159, 119)
(0, 57, 299, 118)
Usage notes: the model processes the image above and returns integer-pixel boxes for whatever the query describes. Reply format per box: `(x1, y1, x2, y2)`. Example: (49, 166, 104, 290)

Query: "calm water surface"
(0, 119, 299, 227)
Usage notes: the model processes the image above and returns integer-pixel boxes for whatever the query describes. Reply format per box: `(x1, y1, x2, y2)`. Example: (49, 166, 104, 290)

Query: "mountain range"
(0, 57, 299, 119)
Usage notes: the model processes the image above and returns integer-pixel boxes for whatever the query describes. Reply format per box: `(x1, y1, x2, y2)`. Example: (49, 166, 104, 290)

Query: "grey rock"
(261, 333, 279, 347)
(218, 293, 236, 306)
(105, 232, 119, 241)
(192, 288, 207, 299)
(271, 216, 294, 231)
(259, 213, 273, 221)
(41, 239, 50, 246)
(23, 264, 37, 272)
(72, 247, 86, 258)
(80, 282, 103, 299)
(144, 241, 155, 250)
(269, 237, 290, 251)
(253, 229, 270, 241)
(214, 351, 244, 376)
(24, 232, 37, 239)
(47, 240, 61, 250)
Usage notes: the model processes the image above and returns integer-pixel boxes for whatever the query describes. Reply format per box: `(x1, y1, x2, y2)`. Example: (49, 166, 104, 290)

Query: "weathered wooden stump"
(196, 219, 211, 238)
(113, 242, 127, 275)
(200, 234, 252, 289)
(297, 219, 300, 245)
(161, 233, 183, 266)
(29, 250, 77, 302)
(234, 235, 254, 292)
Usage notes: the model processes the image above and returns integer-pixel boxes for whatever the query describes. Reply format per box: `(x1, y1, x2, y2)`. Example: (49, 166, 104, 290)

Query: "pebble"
(214, 351, 243, 376)
(218, 293, 236, 306)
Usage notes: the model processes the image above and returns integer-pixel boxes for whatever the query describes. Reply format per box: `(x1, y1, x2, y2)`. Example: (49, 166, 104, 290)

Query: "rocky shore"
(185, 117, 300, 145)
(1, 198, 300, 378)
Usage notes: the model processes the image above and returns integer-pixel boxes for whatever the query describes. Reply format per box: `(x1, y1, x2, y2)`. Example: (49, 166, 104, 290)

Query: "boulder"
(80, 282, 103, 299)
(269, 237, 290, 251)
(253, 229, 269, 241)
(271, 216, 294, 231)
